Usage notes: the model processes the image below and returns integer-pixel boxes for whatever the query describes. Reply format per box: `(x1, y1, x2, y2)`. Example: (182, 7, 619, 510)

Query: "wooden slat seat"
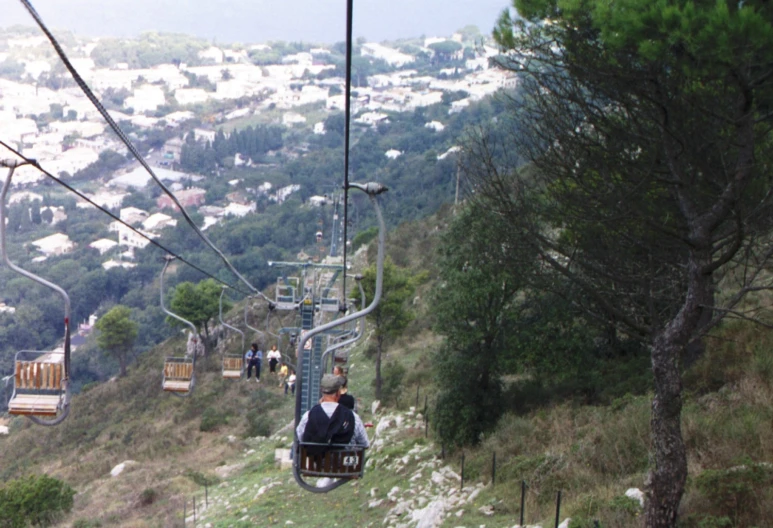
(297, 445, 365, 478)
(162, 359, 193, 393)
(163, 379, 193, 392)
(8, 394, 61, 416)
(222, 356, 243, 379)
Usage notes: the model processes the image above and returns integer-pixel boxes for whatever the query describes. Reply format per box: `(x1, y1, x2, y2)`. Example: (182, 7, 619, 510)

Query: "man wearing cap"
(295, 374, 369, 450)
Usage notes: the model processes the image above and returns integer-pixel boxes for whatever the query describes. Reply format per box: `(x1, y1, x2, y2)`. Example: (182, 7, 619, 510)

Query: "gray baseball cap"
(320, 374, 344, 394)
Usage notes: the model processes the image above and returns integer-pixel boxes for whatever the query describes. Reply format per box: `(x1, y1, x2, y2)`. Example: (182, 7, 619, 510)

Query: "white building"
(385, 149, 402, 160)
(89, 238, 118, 255)
(223, 202, 256, 217)
(143, 212, 177, 232)
(31, 233, 75, 256)
(117, 226, 152, 249)
(361, 43, 415, 67)
(119, 207, 149, 226)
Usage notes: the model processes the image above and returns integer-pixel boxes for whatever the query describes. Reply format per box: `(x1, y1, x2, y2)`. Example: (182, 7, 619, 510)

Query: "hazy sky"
(4, 1, 510, 44)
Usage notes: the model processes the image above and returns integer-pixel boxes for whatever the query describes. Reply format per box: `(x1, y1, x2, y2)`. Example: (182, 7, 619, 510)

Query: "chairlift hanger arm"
(219, 287, 245, 352)
(1, 161, 71, 426)
(321, 278, 367, 371)
(244, 296, 264, 339)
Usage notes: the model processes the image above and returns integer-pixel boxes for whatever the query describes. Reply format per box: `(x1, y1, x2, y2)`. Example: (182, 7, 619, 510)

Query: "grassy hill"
(2, 208, 773, 527)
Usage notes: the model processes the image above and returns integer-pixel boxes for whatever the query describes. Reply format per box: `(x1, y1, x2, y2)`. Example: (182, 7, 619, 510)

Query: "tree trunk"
(118, 353, 127, 378)
(645, 333, 687, 527)
(645, 251, 712, 527)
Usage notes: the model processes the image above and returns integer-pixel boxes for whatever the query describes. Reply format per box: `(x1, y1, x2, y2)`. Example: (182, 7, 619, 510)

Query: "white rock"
(387, 485, 401, 500)
(467, 488, 482, 503)
(455, 509, 464, 517)
(0, 426, 8, 435)
(558, 519, 571, 528)
(395, 415, 404, 428)
(375, 417, 393, 437)
(411, 499, 447, 528)
(110, 460, 137, 477)
(285, 522, 294, 525)
(431, 471, 446, 485)
(625, 487, 645, 507)
(227, 435, 237, 443)
(372, 400, 381, 415)
(369, 499, 384, 508)
(215, 462, 246, 479)
(370, 487, 379, 498)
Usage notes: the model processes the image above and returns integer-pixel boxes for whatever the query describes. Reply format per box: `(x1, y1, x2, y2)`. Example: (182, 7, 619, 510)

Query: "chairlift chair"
(1, 159, 71, 425)
(219, 287, 245, 379)
(159, 256, 196, 396)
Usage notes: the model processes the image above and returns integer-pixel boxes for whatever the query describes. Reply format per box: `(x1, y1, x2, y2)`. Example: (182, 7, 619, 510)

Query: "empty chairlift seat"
(162, 357, 194, 393)
(222, 355, 243, 379)
(8, 351, 66, 417)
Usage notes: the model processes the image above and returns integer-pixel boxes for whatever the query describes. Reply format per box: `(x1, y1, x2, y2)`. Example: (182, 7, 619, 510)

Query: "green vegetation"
(0, 474, 75, 528)
(89, 32, 209, 68)
(362, 258, 422, 400)
(95, 305, 138, 378)
(168, 278, 228, 349)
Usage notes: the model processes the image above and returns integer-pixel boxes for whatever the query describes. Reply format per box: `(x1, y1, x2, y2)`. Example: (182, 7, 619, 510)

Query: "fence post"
(460, 453, 465, 491)
(554, 490, 562, 528)
(520, 481, 526, 526)
(193, 496, 196, 524)
(425, 413, 429, 437)
(183, 500, 186, 527)
(491, 451, 496, 487)
(441, 443, 445, 459)
(415, 385, 419, 408)
(205, 483, 208, 507)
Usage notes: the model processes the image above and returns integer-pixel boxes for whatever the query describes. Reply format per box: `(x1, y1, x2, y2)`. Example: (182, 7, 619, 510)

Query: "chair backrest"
(297, 444, 365, 478)
(223, 356, 242, 371)
(15, 360, 63, 392)
(164, 360, 193, 380)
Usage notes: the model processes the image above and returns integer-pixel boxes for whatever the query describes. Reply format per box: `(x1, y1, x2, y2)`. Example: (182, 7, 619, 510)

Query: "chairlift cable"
(18, 0, 265, 300)
(341, 0, 354, 298)
(0, 142, 251, 296)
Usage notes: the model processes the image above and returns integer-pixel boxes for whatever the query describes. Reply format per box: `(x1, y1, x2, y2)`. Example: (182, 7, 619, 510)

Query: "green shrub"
(200, 406, 228, 432)
(72, 520, 102, 528)
(693, 462, 773, 526)
(245, 413, 271, 438)
(185, 470, 218, 487)
(139, 487, 157, 506)
(380, 361, 406, 407)
(0, 474, 76, 528)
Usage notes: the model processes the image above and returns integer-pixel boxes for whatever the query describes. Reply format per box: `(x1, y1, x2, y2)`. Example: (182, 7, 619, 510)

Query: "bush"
(0, 474, 76, 528)
(245, 413, 272, 438)
(691, 461, 773, 527)
(200, 407, 228, 432)
(139, 488, 157, 506)
(72, 521, 102, 528)
(379, 361, 406, 407)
